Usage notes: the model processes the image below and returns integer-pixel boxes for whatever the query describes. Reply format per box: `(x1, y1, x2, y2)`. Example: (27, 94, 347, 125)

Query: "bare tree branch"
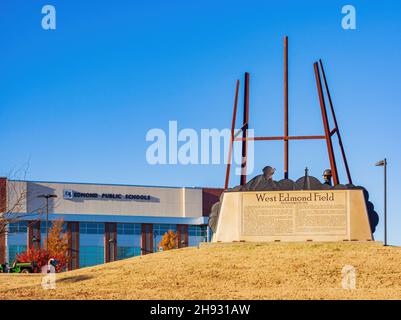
(0, 164, 47, 236)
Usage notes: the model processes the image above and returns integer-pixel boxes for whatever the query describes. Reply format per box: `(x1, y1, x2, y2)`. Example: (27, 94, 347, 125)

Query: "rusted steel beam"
(236, 137, 284, 141)
(314, 62, 339, 185)
(284, 36, 289, 179)
(234, 135, 326, 141)
(319, 59, 353, 184)
(240, 72, 250, 186)
(224, 80, 240, 189)
(287, 135, 326, 140)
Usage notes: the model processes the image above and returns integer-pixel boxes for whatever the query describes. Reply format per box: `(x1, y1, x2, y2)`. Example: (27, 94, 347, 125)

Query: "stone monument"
(210, 167, 379, 243)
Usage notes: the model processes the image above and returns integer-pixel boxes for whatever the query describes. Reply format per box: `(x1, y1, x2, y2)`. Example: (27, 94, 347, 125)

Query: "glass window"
(8, 221, 27, 234)
(79, 246, 104, 268)
(80, 222, 104, 234)
(7, 222, 28, 262)
(79, 223, 104, 268)
(117, 223, 141, 235)
(188, 225, 208, 247)
(40, 221, 52, 247)
(117, 223, 141, 260)
(117, 246, 141, 260)
(8, 245, 27, 262)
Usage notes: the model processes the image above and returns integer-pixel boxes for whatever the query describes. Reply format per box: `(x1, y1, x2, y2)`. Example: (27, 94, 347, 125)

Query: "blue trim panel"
(7, 212, 208, 225)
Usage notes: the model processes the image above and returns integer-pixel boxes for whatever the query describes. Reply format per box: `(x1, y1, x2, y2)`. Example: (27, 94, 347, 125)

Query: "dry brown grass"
(1, 242, 401, 300)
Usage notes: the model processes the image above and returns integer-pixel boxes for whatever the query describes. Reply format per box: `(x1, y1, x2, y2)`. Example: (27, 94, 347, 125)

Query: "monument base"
(212, 190, 373, 243)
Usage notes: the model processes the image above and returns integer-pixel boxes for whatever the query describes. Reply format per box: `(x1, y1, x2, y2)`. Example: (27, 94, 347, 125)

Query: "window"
(40, 221, 53, 232)
(8, 221, 28, 234)
(117, 223, 141, 260)
(117, 246, 141, 260)
(188, 225, 208, 247)
(79, 246, 104, 268)
(8, 245, 27, 262)
(40, 221, 52, 247)
(117, 223, 141, 235)
(80, 222, 104, 234)
(7, 222, 28, 262)
(79, 223, 104, 268)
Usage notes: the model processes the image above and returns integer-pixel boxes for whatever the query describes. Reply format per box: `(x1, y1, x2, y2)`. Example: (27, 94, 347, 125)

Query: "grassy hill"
(1, 242, 401, 300)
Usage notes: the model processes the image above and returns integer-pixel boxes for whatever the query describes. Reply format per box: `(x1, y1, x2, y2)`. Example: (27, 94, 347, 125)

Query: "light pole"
(37, 194, 58, 250)
(375, 158, 387, 246)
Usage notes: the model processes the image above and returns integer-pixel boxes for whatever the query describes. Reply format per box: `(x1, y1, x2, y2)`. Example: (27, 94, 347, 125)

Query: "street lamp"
(37, 194, 58, 250)
(375, 158, 387, 246)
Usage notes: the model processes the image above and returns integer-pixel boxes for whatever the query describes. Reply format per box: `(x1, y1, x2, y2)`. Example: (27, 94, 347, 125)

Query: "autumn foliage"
(16, 246, 49, 272)
(17, 219, 69, 272)
(158, 230, 178, 251)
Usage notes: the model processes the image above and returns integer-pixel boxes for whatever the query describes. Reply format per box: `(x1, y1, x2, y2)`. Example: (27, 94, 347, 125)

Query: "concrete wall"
(6, 180, 27, 213)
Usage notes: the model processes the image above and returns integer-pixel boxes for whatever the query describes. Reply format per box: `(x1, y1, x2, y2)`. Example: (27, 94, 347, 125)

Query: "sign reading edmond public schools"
(63, 189, 151, 201)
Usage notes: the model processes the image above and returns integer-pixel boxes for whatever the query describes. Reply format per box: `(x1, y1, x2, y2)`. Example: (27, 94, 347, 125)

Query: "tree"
(44, 219, 69, 271)
(158, 230, 178, 251)
(17, 219, 69, 272)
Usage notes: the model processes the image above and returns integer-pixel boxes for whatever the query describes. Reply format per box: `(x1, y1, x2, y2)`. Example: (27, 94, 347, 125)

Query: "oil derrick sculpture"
(209, 36, 379, 235)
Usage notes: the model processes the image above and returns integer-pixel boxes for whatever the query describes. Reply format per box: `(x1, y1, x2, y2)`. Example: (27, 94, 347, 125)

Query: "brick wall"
(0, 178, 7, 263)
(202, 188, 223, 217)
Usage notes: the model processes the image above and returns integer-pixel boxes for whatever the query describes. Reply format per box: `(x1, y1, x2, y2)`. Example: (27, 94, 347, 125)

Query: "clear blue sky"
(0, 1, 400, 244)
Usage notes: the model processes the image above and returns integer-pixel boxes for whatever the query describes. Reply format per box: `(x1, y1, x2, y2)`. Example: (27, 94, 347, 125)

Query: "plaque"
(212, 190, 372, 243)
(242, 191, 347, 237)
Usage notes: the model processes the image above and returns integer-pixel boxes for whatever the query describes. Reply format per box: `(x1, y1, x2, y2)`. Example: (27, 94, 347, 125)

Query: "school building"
(0, 177, 222, 269)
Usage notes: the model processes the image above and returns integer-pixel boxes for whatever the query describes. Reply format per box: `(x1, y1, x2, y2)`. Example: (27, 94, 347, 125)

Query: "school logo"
(63, 189, 73, 200)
